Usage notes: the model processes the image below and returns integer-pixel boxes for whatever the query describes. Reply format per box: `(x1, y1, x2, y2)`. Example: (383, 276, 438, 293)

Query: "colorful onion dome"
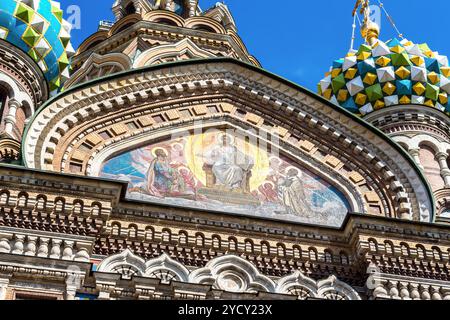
(318, 38, 450, 116)
(0, 0, 74, 93)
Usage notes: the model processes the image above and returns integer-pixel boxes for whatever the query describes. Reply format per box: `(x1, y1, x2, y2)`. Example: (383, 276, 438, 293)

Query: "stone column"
(12, 235, 25, 254)
(0, 277, 9, 300)
(24, 236, 38, 256)
(188, 0, 198, 17)
(408, 148, 424, 170)
(37, 238, 50, 258)
(4, 99, 21, 135)
(435, 152, 450, 187)
(50, 239, 62, 259)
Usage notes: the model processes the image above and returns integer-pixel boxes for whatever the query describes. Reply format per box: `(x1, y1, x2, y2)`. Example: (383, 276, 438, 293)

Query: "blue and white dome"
(0, 0, 74, 92)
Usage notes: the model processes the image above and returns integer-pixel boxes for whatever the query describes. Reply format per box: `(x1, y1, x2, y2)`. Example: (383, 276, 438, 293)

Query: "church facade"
(0, 0, 449, 300)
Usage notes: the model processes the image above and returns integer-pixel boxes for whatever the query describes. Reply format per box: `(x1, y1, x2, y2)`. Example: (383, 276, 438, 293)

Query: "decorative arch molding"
(64, 53, 133, 89)
(0, 39, 48, 107)
(0, 73, 34, 114)
(133, 38, 216, 67)
(0, 138, 21, 162)
(276, 271, 361, 300)
(98, 249, 190, 282)
(184, 17, 227, 34)
(189, 255, 276, 293)
(76, 31, 109, 56)
(22, 58, 434, 222)
(96, 251, 361, 299)
(109, 13, 146, 37)
(144, 253, 190, 282)
(97, 248, 146, 278)
(364, 105, 450, 142)
(392, 134, 450, 155)
(143, 10, 185, 28)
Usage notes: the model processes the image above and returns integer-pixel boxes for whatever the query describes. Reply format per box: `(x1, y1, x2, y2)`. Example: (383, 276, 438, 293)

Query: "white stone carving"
(189, 255, 276, 293)
(144, 253, 189, 283)
(0, 227, 92, 262)
(276, 271, 361, 300)
(98, 251, 361, 299)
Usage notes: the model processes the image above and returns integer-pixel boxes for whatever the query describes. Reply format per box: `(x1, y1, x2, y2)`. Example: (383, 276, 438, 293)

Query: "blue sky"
(61, 0, 450, 91)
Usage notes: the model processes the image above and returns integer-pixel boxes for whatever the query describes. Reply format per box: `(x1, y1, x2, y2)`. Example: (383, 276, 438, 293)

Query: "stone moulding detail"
(96, 250, 361, 300)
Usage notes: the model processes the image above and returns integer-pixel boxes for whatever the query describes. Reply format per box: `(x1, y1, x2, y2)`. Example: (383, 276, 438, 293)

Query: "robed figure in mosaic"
(146, 148, 185, 197)
(278, 168, 312, 218)
(203, 134, 254, 190)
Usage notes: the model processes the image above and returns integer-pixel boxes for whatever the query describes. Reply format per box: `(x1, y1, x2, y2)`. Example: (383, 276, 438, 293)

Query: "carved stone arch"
(276, 271, 318, 299)
(0, 73, 34, 113)
(76, 31, 109, 56)
(97, 248, 146, 279)
(22, 59, 434, 222)
(393, 133, 450, 155)
(316, 275, 361, 300)
(133, 38, 216, 67)
(185, 16, 227, 34)
(109, 13, 143, 37)
(189, 254, 276, 293)
(144, 253, 190, 283)
(143, 10, 186, 27)
(65, 53, 132, 89)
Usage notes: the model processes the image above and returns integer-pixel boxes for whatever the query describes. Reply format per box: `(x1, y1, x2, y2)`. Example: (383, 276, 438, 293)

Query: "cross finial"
(353, 0, 379, 45)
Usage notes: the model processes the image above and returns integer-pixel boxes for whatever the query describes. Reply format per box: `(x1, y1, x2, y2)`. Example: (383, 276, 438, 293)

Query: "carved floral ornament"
(97, 249, 361, 300)
(22, 59, 434, 223)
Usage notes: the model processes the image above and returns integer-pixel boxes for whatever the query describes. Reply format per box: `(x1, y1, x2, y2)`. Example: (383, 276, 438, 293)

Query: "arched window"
(261, 241, 270, 255)
(340, 252, 349, 265)
(308, 248, 318, 261)
(244, 239, 254, 253)
(35, 195, 47, 211)
(432, 247, 442, 261)
(0, 191, 9, 205)
(72, 200, 83, 215)
(416, 245, 426, 259)
(228, 237, 237, 251)
(212, 235, 221, 249)
(0, 87, 7, 126)
(154, 18, 178, 27)
(111, 222, 121, 236)
(195, 233, 205, 247)
(178, 231, 188, 245)
(192, 24, 217, 33)
(16, 192, 28, 208)
(384, 241, 394, 254)
(128, 224, 138, 238)
(324, 250, 333, 263)
(145, 227, 154, 241)
(277, 244, 286, 257)
(400, 243, 410, 256)
(293, 246, 302, 259)
(161, 229, 171, 242)
(419, 145, 445, 191)
(368, 239, 378, 252)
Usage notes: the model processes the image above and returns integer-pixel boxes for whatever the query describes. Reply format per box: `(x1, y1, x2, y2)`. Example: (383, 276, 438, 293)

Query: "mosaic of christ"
(100, 131, 350, 226)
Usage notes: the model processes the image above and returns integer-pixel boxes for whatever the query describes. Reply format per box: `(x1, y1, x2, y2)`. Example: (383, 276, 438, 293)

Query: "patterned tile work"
(0, 0, 74, 93)
(319, 38, 450, 116)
